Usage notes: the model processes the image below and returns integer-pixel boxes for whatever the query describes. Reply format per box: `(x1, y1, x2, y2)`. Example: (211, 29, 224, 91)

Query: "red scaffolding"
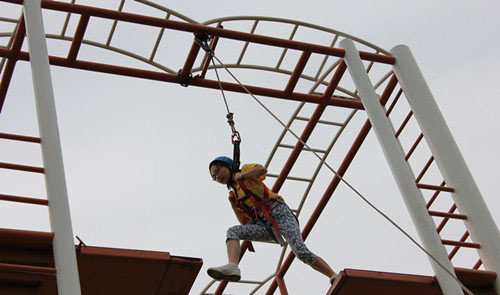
(0, 1, 497, 295)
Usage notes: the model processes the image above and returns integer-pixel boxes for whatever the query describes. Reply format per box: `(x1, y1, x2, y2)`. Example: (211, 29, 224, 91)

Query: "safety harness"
(236, 180, 286, 246)
(226, 96, 285, 247)
(227, 116, 286, 246)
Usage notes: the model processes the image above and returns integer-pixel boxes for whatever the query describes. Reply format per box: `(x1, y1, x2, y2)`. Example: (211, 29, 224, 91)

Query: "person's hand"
(233, 172, 244, 181)
(228, 191, 237, 204)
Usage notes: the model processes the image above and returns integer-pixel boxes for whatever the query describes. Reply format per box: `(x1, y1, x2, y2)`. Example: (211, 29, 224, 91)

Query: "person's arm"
(233, 164, 267, 181)
(228, 191, 250, 224)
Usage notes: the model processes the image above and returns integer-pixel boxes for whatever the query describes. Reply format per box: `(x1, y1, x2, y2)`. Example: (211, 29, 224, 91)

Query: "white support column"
(23, 1, 82, 295)
(392, 45, 500, 292)
(340, 39, 463, 295)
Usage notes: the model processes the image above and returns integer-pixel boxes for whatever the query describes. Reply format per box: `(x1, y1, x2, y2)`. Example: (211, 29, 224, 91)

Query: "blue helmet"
(209, 156, 233, 171)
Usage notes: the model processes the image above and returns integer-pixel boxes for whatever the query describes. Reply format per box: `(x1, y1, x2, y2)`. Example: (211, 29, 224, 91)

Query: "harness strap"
(237, 180, 285, 246)
(236, 201, 254, 222)
(232, 137, 241, 173)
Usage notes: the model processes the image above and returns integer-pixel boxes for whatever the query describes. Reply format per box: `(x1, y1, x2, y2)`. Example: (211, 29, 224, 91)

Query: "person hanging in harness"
(207, 156, 338, 284)
(194, 33, 338, 283)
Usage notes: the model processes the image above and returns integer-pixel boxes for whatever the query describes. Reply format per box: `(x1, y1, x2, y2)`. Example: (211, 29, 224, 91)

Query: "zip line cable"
(205, 49, 474, 295)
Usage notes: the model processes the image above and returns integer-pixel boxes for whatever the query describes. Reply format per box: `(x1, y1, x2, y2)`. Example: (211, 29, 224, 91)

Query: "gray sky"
(0, 1, 499, 294)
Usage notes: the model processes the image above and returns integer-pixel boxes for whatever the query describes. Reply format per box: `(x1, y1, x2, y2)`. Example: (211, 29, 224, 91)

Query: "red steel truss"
(0, 0, 396, 113)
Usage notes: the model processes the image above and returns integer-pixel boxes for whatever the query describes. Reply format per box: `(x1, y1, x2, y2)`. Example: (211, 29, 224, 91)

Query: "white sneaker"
(330, 273, 338, 284)
(207, 263, 241, 282)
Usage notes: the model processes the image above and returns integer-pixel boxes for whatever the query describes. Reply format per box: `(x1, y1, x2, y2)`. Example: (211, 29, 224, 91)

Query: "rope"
(211, 58, 231, 115)
(208, 53, 475, 295)
(210, 57, 241, 171)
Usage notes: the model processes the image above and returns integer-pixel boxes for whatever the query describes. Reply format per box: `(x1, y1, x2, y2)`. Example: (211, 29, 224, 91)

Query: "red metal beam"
(442, 239, 480, 249)
(271, 61, 347, 193)
(0, 1, 395, 109)
(404, 133, 423, 161)
(328, 269, 437, 295)
(385, 88, 403, 115)
(276, 276, 289, 295)
(179, 41, 201, 81)
(428, 210, 466, 220)
(425, 180, 446, 209)
(67, 14, 90, 62)
(0, 48, 365, 109)
(416, 183, 454, 192)
(0, 0, 22, 4)
(436, 204, 457, 233)
(0, 234, 203, 295)
(0, 228, 54, 250)
(283, 51, 311, 93)
(265, 75, 399, 295)
(358, 51, 395, 65)
(0, 17, 25, 113)
(454, 267, 497, 288)
(0, 262, 56, 274)
(448, 231, 470, 260)
(24, 0, 395, 64)
(473, 259, 482, 270)
(200, 35, 220, 78)
(0, 193, 48, 206)
(328, 268, 497, 295)
(0, 61, 16, 113)
(0, 162, 44, 174)
(0, 132, 41, 143)
(395, 111, 413, 138)
(416, 156, 434, 183)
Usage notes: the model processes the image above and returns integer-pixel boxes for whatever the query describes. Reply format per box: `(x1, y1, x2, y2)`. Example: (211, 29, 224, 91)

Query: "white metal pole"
(23, 1, 82, 295)
(340, 38, 463, 295)
(391, 45, 500, 292)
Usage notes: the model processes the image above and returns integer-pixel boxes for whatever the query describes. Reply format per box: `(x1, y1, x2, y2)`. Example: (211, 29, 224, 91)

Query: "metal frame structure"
(0, 1, 498, 295)
(21, 1, 82, 295)
(342, 38, 462, 294)
(391, 45, 500, 292)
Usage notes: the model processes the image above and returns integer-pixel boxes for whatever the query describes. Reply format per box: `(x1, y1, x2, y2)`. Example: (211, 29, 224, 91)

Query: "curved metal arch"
(47, 34, 177, 74)
(202, 16, 390, 55)
(1, 30, 366, 100)
(133, 0, 199, 24)
(0, 31, 178, 74)
(1, 2, 392, 104)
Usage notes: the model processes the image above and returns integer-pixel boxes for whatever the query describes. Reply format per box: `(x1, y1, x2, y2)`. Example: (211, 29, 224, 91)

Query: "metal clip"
(231, 131, 241, 144)
(226, 112, 236, 131)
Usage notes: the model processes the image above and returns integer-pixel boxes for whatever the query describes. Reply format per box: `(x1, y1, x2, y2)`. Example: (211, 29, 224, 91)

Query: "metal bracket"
(194, 31, 213, 55)
(177, 70, 201, 87)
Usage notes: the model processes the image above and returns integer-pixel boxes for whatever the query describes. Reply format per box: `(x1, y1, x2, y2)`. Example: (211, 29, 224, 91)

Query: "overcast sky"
(0, 1, 499, 294)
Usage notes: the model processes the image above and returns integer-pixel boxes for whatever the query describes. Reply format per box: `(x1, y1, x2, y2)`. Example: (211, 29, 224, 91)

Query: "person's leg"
(271, 203, 337, 280)
(225, 223, 274, 263)
(227, 239, 240, 265)
(310, 256, 336, 278)
(207, 223, 273, 281)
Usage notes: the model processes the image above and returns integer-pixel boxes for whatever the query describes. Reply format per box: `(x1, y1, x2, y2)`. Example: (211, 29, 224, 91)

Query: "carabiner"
(231, 131, 241, 144)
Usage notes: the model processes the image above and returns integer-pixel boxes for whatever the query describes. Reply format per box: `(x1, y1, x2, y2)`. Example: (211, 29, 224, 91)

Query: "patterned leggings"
(226, 202, 317, 265)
